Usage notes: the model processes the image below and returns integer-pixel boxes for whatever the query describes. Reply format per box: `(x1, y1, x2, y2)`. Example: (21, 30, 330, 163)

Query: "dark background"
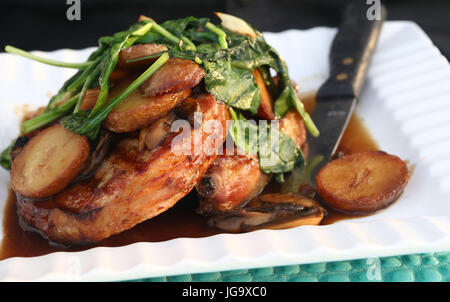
(0, 0, 449, 59)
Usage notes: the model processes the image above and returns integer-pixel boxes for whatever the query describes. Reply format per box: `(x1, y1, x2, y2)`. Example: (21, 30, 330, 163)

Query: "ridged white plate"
(1, 21, 450, 281)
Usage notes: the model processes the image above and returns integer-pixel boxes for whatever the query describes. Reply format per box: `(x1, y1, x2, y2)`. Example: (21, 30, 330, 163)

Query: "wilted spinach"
(229, 108, 305, 176)
(3, 14, 317, 175)
(0, 140, 15, 170)
(203, 59, 261, 113)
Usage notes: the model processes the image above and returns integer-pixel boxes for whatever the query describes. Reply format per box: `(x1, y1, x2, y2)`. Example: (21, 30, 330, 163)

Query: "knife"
(307, 2, 386, 180)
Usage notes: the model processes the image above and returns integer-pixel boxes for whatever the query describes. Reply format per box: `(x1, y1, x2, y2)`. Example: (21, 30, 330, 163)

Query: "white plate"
(1, 21, 450, 281)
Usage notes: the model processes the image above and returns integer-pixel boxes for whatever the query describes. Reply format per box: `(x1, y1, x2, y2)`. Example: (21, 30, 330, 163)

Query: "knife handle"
(317, 2, 386, 100)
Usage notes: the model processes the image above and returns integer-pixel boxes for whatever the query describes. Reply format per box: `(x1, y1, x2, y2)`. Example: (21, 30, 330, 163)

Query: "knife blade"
(307, 2, 386, 179)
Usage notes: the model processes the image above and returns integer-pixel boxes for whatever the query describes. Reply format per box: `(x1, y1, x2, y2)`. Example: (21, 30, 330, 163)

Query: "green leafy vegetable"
(122, 15, 318, 132)
(44, 54, 104, 112)
(2, 14, 318, 176)
(0, 140, 15, 170)
(21, 92, 82, 134)
(4, 45, 91, 69)
(204, 59, 261, 113)
(205, 22, 228, 49)
(228, 108, 259, 155)
(74, 63, 102, 113)
(229, 108, 305, 175)
(62, 53, 169, 139)
(90, 22, 154, 117)
(89, 41, 125, 117)
(137, 16, 211, 47)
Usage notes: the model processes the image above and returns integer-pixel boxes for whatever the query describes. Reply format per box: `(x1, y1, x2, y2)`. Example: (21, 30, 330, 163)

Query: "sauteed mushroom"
(209, 193, 326, 232)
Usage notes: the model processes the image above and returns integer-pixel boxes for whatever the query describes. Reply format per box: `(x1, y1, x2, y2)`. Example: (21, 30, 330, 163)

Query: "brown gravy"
(0, 96, 379, 260)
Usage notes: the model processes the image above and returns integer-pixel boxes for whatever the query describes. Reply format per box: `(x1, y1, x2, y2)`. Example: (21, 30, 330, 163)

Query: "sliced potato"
(103, 76, 191, 133)
(109, 69, 132, 85)
(253, 69, 275, 120)
(116, 44, 168, 70)
(80, 87, 100, 110)
(139, 58, 204, 97)
(11, 124, 90, 198)
(316, 151, 409, 214)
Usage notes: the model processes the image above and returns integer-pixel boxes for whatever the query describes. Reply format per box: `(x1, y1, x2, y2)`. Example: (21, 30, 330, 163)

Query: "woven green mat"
(131, 251, 450, 282)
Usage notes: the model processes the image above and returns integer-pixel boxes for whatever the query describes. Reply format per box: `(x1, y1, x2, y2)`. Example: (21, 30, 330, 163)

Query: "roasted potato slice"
(103, 76, 191, 133)
(80, 87, 100, 110)
(116, 44, 168, 70)
(109, 69, 132, 85)
(139, 58, 204, 97)
(253, 69, 275, 120)
(316, 151, 409, 214)
(11, 124, 90, 198)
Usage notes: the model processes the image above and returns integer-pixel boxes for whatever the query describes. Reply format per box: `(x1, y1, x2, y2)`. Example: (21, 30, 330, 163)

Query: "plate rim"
(1, 20, 450, 281)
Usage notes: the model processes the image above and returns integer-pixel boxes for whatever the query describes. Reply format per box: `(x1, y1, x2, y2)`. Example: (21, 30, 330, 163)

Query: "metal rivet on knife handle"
(336, 73, 348, 81)
(342, 57, 354, 65)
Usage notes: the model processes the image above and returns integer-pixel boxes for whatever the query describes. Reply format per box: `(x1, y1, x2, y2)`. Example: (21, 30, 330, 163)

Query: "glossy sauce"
(0, 191, 221, 260)
(0, 95, 379, 260)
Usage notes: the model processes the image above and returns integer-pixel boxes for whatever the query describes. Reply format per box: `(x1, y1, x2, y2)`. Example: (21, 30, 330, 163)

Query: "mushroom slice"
(209, 193, 326, 232)
(138, 112, 177, 151)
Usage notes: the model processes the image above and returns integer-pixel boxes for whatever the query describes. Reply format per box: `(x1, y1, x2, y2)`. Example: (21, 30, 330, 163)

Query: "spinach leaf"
(204, 59, 261, 114)
(61, 111, 100, 141)
(62, 53, 170, 140)
(228, 108, 259, 155)
(89, 39, 127, 117)
(4, 14, 318, 175)
(258, 119, 305, 174)
(229, 108, 305, 175)
(132, 18, 296, 118)
(137, 17, 210, 47)
(0, 140, 15, 170)
(160, 17, 210, 41)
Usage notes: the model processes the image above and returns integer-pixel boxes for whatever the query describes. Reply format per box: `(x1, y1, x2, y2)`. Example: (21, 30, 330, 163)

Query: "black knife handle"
(317, 2, 386, 100)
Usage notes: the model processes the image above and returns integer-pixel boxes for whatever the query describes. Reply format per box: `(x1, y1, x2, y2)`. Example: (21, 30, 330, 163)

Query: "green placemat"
(130, 252, 450, 282)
